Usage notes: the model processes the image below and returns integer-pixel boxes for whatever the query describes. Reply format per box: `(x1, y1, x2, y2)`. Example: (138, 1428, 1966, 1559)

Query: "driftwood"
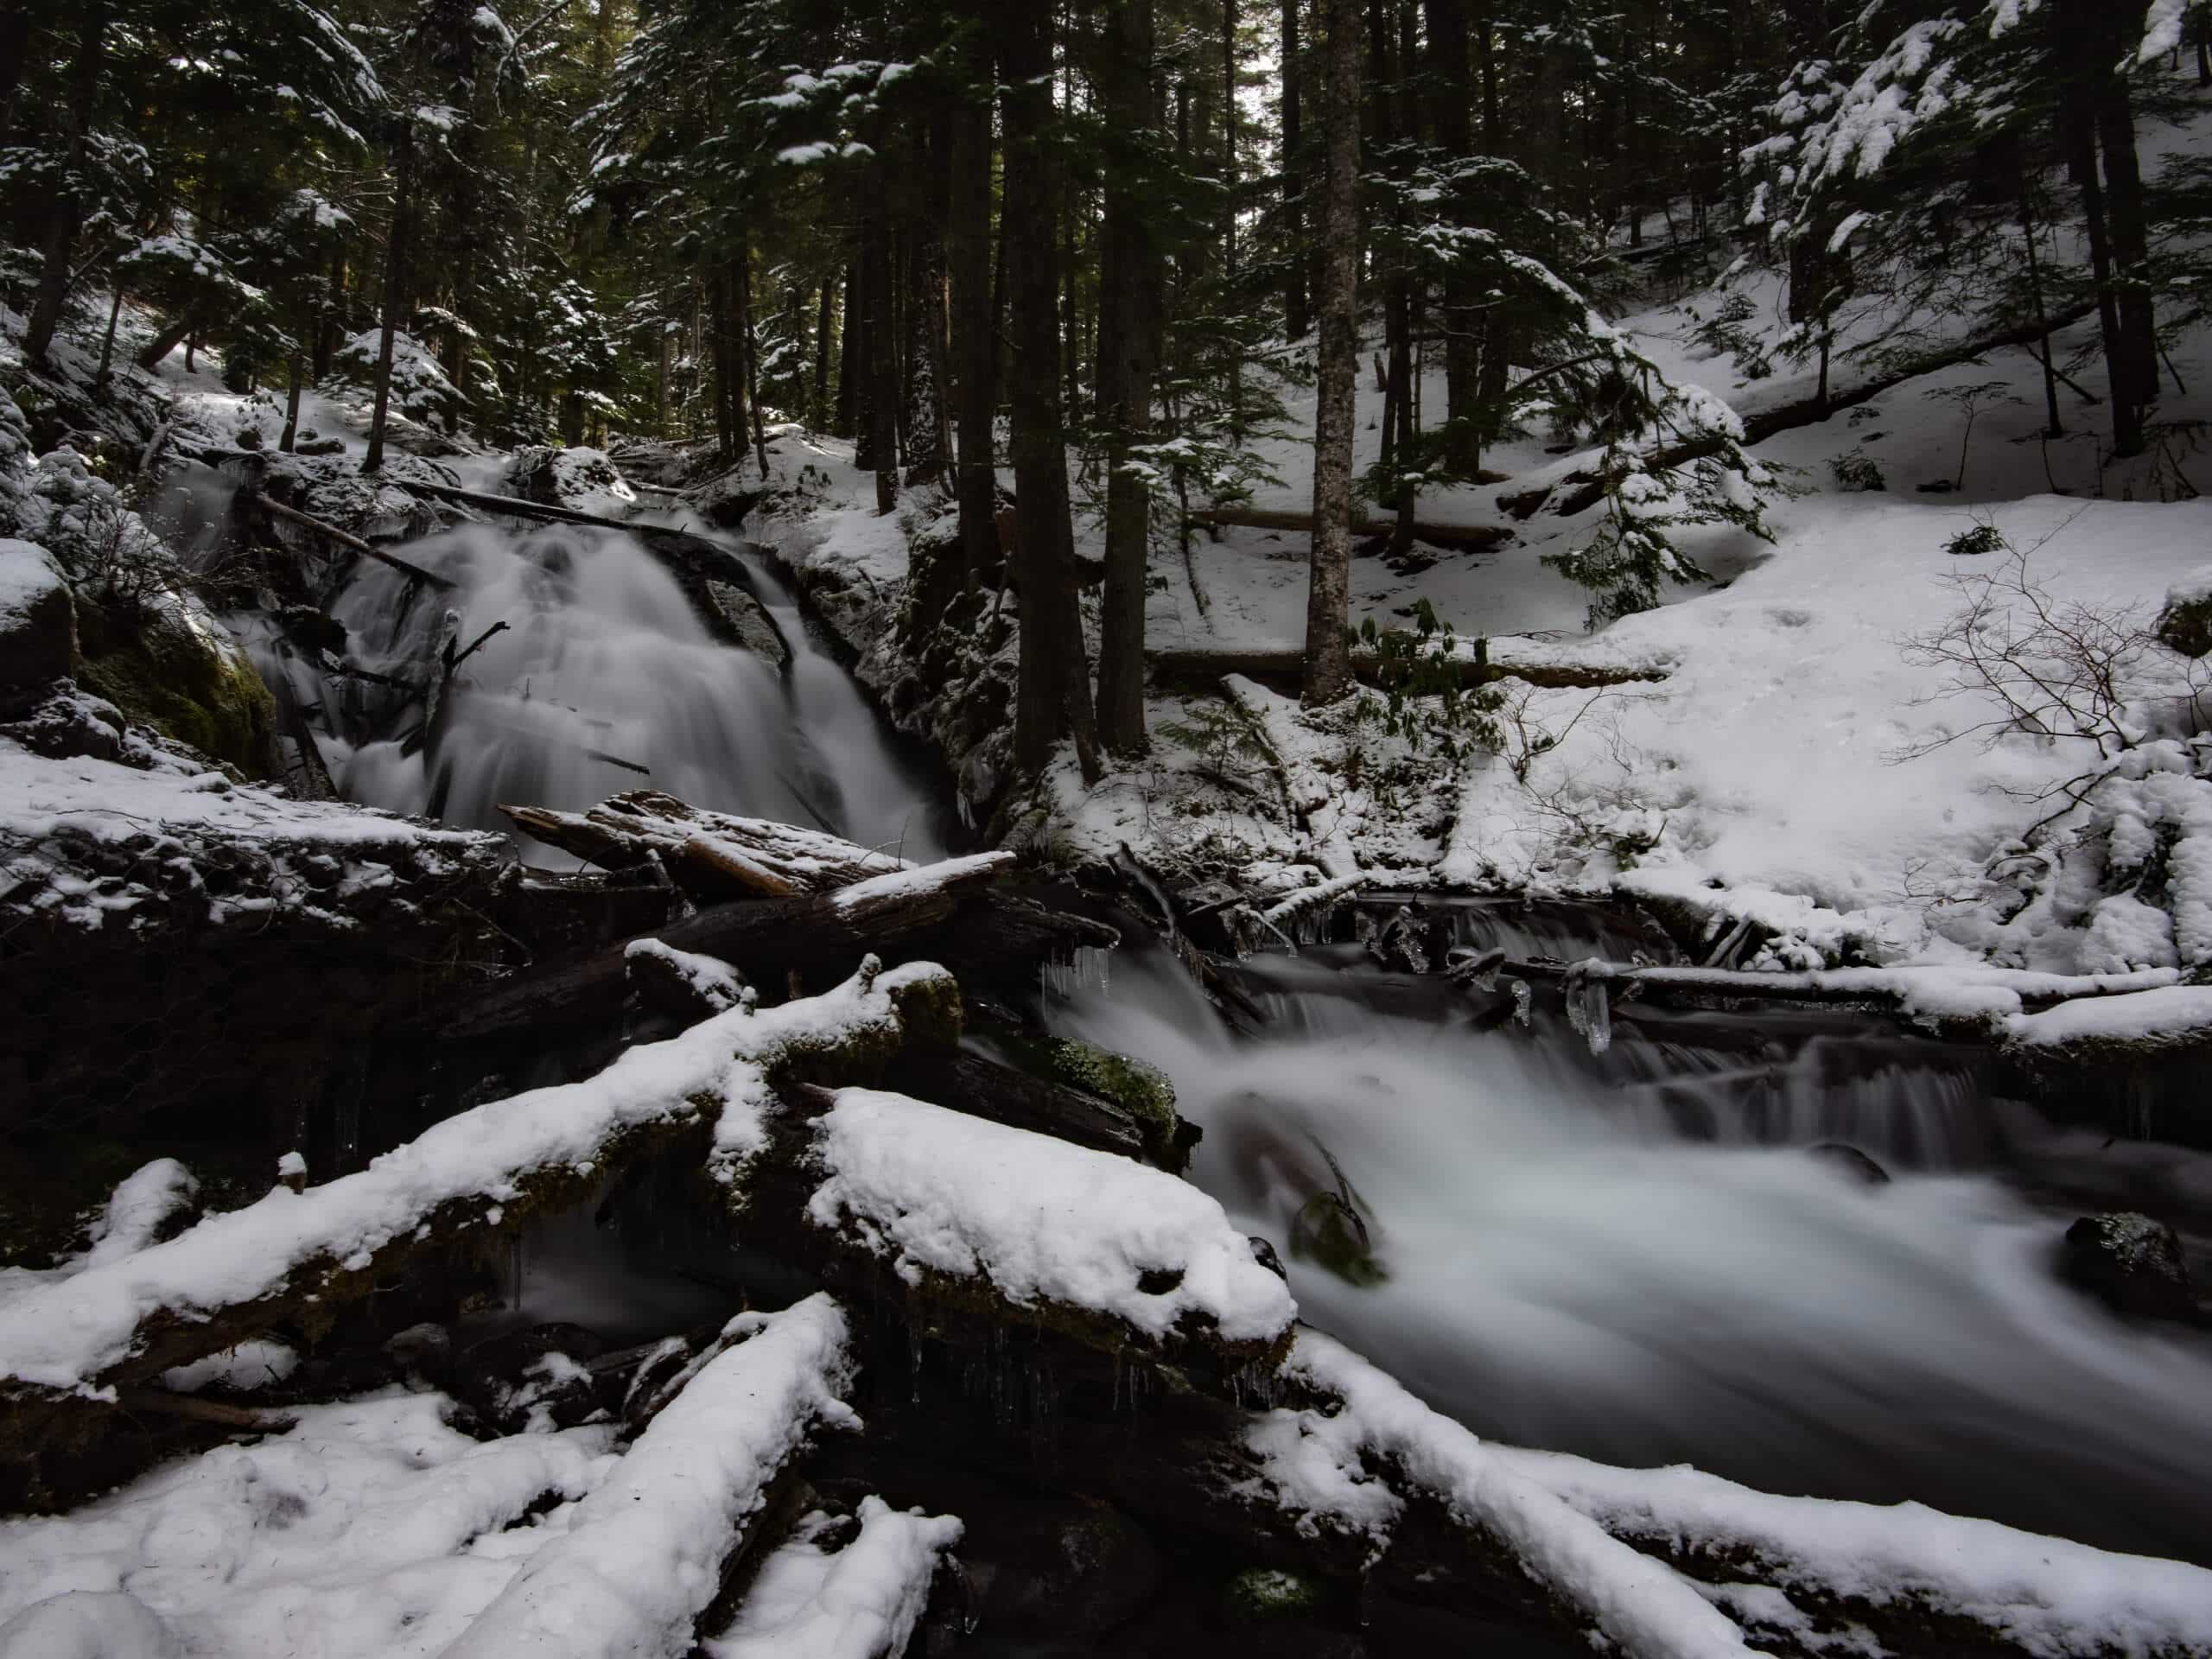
(1183, 505, 1512, 550)
(1511, 302, 2103, 521)
(251, 491, 456, 589)
(502, 791, 908, 899)
(1147, 644, 1666, 693)
(435, 852, 1118, 1045)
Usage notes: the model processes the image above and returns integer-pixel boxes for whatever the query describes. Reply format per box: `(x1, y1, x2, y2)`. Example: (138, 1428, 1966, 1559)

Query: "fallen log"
(435, 853, 1116, 1046)
(1515, 302, 2102, 520)
(1149, 644, 1666, 693)
(502, 791, 910, 899)
(250, 491, 457, 589)
(441, 1294, 861, 1659)
(395, 477, 652, 533)
(1184, 505, 1512, 550)
(886, 1048, 1152, 1162)
(0, 962, 957, 1449)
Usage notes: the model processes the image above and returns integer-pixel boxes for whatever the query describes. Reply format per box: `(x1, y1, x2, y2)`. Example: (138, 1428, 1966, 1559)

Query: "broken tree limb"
(1183, 505, 1512, 550)
(250, 491, 457, 589)
(1148, 644, 1666, 693)
(434, 854, 1116, 1047)
(112, 1389, 299, 1434)
(441, 1294, 860, 1659)
(0, 963, 956, 1441)
(393, 478, 650, 533)
(501, 791, 910, 900)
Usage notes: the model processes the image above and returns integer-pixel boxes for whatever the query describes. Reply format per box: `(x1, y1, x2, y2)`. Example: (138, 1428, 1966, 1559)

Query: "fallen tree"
(501, 790, 912, 899)
(1181, 505, 1513, 550)
(1149, 644, 1667, 693)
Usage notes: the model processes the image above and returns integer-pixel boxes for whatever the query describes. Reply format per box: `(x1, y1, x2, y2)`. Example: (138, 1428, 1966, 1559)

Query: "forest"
(3, 0, 2212, 1654)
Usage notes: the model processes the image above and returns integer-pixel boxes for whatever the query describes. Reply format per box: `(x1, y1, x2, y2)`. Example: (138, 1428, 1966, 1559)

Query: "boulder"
(706, 579, 791, 667)
(2059, 1211, 2199, 1323)
(958, 1496, 1163, 1639)
(2156, 571, 2212, 658)
(0, 541, 77, 715)
(1808, 1141, 1892, 1185)
(502, 445, 639, 518)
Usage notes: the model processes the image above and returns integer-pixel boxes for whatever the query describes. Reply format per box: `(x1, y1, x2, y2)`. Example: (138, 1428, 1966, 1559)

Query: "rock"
(502, 445, 638, 518)
(1808, 1141, 1892, 1185)
(2157, 589, 2212, 658)
(2059, 1212, 2199, 1323)
(1, 684, 126, 762)
(0, 540, 78, 715)
(959, 1496, 1162, 1639)
(293, 435, 346, 457)
(1221, 1567, 1363, 1658)
(706, 579, 790, 667)
(73, 595, 277, 775)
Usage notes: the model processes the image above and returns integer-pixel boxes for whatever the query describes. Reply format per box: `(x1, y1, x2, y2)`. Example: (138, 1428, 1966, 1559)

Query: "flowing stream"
(277, 505, 2212, 1567)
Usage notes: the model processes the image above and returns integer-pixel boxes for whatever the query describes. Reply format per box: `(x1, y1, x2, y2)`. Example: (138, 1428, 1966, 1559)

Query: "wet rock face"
(1808, 1141, 1892, 1185)
(959, 1496, 1163, 1639)
(0, 541, 77, 716)
(2060, 1212, 2199, 1323)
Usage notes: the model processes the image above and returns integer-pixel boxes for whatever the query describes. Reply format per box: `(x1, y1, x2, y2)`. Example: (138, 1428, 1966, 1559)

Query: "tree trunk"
(1004, 0, 1102, 782)
(1282, 0, 1309, 340)
(1303, 0, 1361, 707)
(2019, 186, 2063, 437)
(950, 51, 1001, 594)
(904, 125, 953, 488)
(363, 122, 416, 476)
(1096, 0, 1165, 754)
(738, 246, 771, 477)
(835, 262, 860, 437)
(23, 10, 108, 367)
(2095, 79, 2158, 438)
(863, 149, 899, 512)
(280, 353, 304, 452)
(1425, 0, 1481, 474)
(812, 282, 834, 425)
(708, 268, 736, 461)
(2067, 104, 2138, 458)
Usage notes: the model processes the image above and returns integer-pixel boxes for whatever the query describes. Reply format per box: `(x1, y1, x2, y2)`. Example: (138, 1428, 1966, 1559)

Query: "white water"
(1053, 950, 2212, 1562)
(306, 520, 946, 859)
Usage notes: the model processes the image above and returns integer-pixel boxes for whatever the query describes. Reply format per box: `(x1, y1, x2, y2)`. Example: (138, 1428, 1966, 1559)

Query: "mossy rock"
(2158, 594, 2212, 660)
(1224, 1566, 1327, 1624)
(74, 603, 276, 776)
(1290, 1190, 1388, 1287)
(1044, 1038, 1193, 1172)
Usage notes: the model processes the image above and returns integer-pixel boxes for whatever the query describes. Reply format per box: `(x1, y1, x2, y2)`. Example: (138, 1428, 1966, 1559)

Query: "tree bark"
(949, 46, 1001, 593)
(363, 121, 416, 476)
(1004, 0, 1103, 782)
(2095, 79, 2159, 436)
(903, 118, 953, 488)
(737, 245, 770, 477)
(863, 149, 900, 512)
(1096, 0, 1166, 753)
(1282, 0, 1309, 341)
(1302, 0, 1362, 707)
(1425, 0, 1481, 474)
(23, 10, 109, 367)
(834, 261, 860, 437)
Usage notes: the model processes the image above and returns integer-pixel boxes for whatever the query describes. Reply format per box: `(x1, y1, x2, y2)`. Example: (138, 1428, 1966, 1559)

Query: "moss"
(1289, 1192, 1388, 1287)
(2158, 594, 2212, 659)
(76, 607, 276, 775)
(1046, 1039, 1189, 1171)
(1224, 1567, 1326, 1623)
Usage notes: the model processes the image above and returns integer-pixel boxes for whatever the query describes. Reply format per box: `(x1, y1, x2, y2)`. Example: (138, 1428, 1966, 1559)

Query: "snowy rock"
(2155, 565, 2212, 658)
(0, 1591, 178, 1659)
(706, 578, 791, 667)
(0, 539, 76, 715)
(502, 445, 639, 519)
(2058, 1212, 2199, 1325)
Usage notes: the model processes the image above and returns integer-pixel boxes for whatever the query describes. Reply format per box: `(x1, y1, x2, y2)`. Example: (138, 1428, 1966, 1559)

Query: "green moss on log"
(1045, 1039, 1190, 1172)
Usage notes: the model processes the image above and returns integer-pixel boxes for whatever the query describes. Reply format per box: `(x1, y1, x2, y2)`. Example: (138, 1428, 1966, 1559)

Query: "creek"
(269, 507, 2212, 1569)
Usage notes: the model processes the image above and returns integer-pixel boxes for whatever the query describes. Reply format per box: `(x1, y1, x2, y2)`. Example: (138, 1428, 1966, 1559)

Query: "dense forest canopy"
(5, 0, 2192, 765)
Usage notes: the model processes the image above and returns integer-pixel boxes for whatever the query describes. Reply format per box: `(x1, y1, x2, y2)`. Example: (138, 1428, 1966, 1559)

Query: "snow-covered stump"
(441, 1295, 862, 1659)
(731, 1085, 1299, 1383)
(0, 963, 959, 1469)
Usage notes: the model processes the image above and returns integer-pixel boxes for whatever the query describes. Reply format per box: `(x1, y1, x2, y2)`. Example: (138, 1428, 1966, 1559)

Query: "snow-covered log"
(746, 1085, 1297, 1376)
(435, 850, 1116, 1046)
(0, 963, 957, 1429)
(1149, 644, 1666, 692)
(1180, 505, 1512, 549)
(702, 1497, 963, 1659)
(441, 1295, 860, 1659)
(1491, 1445, 2212, 1659)
(502, 790, 914, 899)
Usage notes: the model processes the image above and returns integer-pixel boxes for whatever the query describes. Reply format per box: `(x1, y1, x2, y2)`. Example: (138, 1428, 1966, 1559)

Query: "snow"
(0, 1389, 615, 1657)
(702, 1498, 961, 1659)
(625, 938, 750, 1014)
(0, 537, 62, 622)
(0, 962, 949, 1393)
(2005, 984, 2212, 1048)
(442, 1296, 857, 1659)
(828, 850, 1012, 912)
(1250, 1329, 1762, 1657)
(805, 1087, 1297, 1346)
(1493, 1443, 2212, 1659)
(83, 1160, 199, 1271)
(157, 1340, 298, 1395)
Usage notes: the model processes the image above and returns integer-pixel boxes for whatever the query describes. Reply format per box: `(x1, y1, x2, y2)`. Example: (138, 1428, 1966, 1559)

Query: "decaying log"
(250, 491, 457, 589)
(0, 963, 957, 1448)
(435, 853, 1118, 1046)
(885, 1048, 1151, 1163)
(502, 791, 910, 899)
(1148, 644, 1667, 693)
(113, 1389, 299, 1434)
(395, 478, 652, 534)
(1182, 506, 1512, 550)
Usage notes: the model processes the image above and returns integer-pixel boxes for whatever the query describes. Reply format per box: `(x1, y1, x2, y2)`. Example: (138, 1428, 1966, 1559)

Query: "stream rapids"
(259, 511, 2212, 1568)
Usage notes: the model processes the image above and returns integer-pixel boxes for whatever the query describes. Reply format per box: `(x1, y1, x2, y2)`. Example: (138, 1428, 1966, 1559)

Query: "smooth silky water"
(256, 505, 2212, 1565)
(1051, 944, 2212, 1564)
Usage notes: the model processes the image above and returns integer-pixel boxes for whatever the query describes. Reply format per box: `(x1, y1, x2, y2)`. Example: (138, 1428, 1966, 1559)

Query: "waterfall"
(262, 518, 948, 861)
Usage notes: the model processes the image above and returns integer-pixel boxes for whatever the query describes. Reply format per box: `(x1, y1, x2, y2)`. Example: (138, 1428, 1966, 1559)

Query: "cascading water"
(1050, 943, 2212, 1564)
(263, 516, 949, 859)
